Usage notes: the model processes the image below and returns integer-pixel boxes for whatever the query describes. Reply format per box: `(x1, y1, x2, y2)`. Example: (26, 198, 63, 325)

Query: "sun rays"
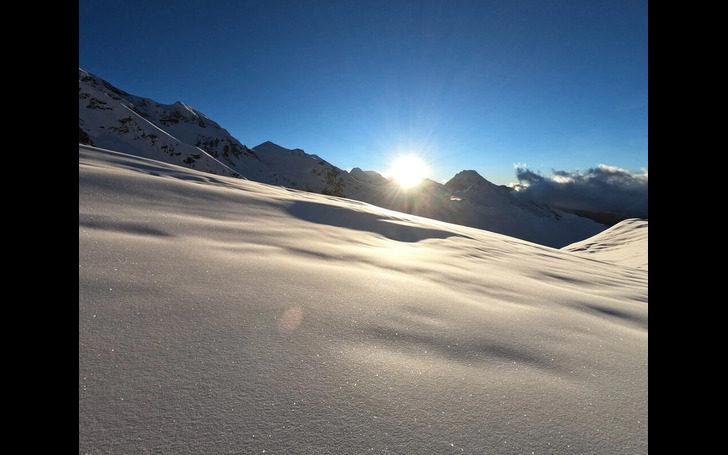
(388, 154, 430, 188)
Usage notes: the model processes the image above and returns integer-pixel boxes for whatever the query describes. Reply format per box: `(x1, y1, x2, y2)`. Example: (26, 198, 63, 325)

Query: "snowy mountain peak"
(253, 140, 286, 152)
(253, 141, 307, 158)
(173, 101, 204, 118)
(79, 67, 610, 247)
(445, 170, 500, 192)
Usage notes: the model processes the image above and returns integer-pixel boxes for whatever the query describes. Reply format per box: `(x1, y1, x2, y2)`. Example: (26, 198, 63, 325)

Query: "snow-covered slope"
(79, 144, 648, 454)
(79, 68, 364, 196)
(79, 67, 609, 247)
(252, 140, 362, 196)
(78, 68, 257, 178)
(562, 218, 648, 270)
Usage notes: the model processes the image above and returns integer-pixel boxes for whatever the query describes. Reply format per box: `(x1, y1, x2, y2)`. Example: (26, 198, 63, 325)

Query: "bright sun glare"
(389, 154, 429, 188)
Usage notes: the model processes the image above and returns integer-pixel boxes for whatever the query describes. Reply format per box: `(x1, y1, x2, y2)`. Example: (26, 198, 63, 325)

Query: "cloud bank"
(513, 164, 648, 221)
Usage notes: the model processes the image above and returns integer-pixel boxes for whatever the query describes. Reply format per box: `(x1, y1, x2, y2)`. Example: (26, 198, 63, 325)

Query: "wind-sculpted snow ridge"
(562, 218, 648, 270)
(79, 145, 648, 454)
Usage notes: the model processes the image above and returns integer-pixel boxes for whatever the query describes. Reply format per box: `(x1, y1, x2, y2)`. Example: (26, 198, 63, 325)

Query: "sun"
(389, 154, 430, 188)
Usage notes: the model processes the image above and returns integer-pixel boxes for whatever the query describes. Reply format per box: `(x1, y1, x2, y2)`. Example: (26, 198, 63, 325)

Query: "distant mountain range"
(79, 67, 607, 248)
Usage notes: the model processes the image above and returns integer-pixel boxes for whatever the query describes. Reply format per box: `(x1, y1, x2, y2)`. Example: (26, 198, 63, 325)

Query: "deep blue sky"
(79, 0, 648, 186)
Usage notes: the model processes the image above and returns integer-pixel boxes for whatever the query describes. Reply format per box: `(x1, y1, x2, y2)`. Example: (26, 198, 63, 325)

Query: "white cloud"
(514, 164, 648, 219)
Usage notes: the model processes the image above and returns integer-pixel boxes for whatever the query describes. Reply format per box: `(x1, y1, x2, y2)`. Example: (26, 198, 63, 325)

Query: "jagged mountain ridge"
(79, 68, 353, 195)
(251, 140, 362, 196)
(78, 67, 606, 247)
(79, 69, 253, 178)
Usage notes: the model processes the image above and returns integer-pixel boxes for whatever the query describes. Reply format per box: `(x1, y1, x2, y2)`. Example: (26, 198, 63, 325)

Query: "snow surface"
(562, 219, 648, 271)
(79, 145, 648, 454)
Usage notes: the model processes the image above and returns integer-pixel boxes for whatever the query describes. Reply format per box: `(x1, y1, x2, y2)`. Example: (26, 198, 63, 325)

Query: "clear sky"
(79, 0, 648, 186)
